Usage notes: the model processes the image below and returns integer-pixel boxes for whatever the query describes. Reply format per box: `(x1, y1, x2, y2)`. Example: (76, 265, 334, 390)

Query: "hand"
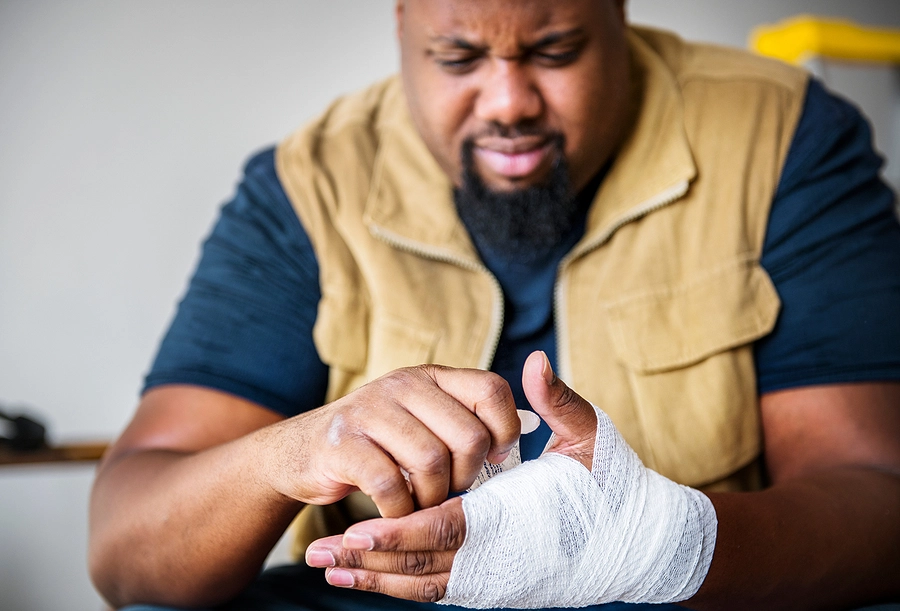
(306, 497, 465, 603)
(262, 365, 521, 518)
(305, 350, 602, 602)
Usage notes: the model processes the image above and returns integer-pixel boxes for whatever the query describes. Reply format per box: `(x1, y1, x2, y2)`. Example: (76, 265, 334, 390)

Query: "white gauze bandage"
(440, 403, 717, 609)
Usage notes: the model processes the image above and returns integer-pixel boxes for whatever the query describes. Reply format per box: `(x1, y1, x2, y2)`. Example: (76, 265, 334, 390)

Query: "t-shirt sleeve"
(755, 78, 900, 393)
(142, 147, 329, 417)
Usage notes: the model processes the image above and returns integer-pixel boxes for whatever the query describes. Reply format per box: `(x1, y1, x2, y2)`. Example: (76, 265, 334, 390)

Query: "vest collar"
(364, 80, 482, 266)
(572, 30, 697, 260)
(364, 28, 697, 265)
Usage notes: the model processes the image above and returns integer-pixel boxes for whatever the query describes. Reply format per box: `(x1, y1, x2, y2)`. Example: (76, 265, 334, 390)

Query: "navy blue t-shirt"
(145, 79, 900, 463)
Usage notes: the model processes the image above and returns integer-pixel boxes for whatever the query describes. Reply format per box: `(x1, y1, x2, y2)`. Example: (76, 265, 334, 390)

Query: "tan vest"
(276, 27, 808, 548)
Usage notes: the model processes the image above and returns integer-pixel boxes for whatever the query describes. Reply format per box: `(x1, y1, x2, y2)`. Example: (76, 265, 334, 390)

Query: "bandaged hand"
(307, 351, 716, 607)
(442, 351, 718, 608)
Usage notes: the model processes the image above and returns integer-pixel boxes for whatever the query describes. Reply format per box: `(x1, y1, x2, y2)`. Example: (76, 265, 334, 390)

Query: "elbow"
(87, 526, 255, 610)
(88, 550, 125, 610)
(88, 532, 141, 610)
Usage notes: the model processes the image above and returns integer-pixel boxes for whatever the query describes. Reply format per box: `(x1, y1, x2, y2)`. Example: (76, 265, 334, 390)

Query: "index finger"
(341, 497, 466, 553)
(424, 365, 520, 463)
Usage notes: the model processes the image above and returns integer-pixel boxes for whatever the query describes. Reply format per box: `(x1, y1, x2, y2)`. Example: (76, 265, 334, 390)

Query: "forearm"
(89, 429, 302, 609)
(691, 466, 900, 611)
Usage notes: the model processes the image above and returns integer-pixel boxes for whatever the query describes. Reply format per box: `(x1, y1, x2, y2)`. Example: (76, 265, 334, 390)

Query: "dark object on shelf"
(0, 405, 108, 466)
(0, 408, 47, 451)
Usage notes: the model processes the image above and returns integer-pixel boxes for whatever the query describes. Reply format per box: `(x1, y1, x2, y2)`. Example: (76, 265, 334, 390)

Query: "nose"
(473, 59, 543, 129)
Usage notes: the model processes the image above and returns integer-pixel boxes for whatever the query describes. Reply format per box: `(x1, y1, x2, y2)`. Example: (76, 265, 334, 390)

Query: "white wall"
(1, 2, 897, 610)
(0, 0, 398, 443)
(0, 2, 398, 609)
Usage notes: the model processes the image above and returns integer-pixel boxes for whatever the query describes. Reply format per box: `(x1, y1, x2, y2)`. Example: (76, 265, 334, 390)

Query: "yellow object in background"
(751, 16, 900, 65)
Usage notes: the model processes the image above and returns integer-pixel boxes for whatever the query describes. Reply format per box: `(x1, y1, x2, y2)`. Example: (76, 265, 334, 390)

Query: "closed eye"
(435, 56, 481, 73)
(534, 48, 581, 66)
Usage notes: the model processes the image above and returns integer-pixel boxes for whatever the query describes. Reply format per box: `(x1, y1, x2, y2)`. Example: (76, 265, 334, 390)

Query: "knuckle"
(553, 383, 581, 413)
(417, 446, 450, 476)
(377, 368, 420, 396)
(480, 374, 513, 407)
(369, 471, 407, 497)
(342, 549, 365, 570)
(417, 579, 447, 603)
(400, 366, 432, 386)
(418, 363, 447, 383)
(376, 528, 403, 551)
(399, 550, 433, 576)
(354, 571, 377, 592)
(429, 512, 463, 549)
(459, 425, 491, 456)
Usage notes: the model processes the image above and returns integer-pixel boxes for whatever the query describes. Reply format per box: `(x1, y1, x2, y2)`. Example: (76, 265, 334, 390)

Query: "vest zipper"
(554, 179, 691, 382)
(369, 225, 505, 371)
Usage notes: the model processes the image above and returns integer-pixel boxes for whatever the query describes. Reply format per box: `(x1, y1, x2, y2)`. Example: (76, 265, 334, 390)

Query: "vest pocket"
(604, 258, 780, 487)
(606, 258, 780, 373)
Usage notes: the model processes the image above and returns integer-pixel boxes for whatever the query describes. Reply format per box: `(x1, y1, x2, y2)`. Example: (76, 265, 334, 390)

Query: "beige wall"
(1, 1, 897, 609)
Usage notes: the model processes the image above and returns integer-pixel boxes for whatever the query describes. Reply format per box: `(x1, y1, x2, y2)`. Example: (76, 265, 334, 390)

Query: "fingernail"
(326, 568, 355, 587)
(540, 351, 556, 385)
(343, 531, 374, 550)
(305, 549, 335, 567)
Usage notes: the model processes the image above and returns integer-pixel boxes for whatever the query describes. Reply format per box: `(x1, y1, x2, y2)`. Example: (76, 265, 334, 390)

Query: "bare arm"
(691, 382, 900, 610)
(313, 364, 900, 609)
(88, 386, 296, 609)
(89, 366, 520, 609)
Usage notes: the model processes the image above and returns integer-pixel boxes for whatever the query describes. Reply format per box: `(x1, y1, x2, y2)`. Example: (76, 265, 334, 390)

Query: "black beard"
(454, 136, 578, 264)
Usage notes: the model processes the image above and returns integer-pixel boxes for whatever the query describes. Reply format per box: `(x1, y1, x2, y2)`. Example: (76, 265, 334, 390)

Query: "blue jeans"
(121, 563, 687, 610)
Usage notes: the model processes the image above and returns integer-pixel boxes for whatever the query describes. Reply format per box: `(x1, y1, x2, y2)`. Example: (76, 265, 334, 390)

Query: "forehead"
(404, 0, 607, 46)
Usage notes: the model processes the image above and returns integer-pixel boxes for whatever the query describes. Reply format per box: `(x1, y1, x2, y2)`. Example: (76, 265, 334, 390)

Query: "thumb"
(521, 351, 597, 469)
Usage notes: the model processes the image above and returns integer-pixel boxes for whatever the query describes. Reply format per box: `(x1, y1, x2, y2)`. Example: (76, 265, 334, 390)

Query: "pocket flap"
(606, 258, 780, 374)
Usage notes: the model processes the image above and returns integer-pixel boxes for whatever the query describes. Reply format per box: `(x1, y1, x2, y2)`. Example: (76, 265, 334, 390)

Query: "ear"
(395, 0, 405, 42)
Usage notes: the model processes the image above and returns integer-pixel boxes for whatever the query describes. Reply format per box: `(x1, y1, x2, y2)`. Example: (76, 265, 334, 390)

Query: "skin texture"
(88, 0, 900, 609)
(398, 0, 631, 193)
(89, 368, 520, 608)
(308, 357, 900, 610)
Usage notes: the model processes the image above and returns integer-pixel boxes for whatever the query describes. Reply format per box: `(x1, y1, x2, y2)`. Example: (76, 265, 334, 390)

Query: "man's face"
(397, 0, 631, 194)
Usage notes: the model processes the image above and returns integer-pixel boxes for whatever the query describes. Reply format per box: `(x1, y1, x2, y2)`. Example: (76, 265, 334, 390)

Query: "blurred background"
(1, 1, 898, 609)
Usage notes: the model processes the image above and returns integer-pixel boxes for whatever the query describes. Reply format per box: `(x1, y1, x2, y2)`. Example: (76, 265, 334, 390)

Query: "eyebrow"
(428, 27, 585, 52)
(429, 36, 483, 51)
(528, 28, 585, 49)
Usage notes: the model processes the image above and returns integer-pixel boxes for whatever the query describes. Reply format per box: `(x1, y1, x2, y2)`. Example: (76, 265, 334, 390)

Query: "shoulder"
(239, 147, 283, 203)
(631, 25, 808, 93)
(144, 146, 329, 416)
(776, 79, 882, 194)
(278, 76, 404, 171)
(274, 76, 410, 225)
(766, 78, 890, 254)
(756, 79, 900, 392)
(221, 146, 296, 235)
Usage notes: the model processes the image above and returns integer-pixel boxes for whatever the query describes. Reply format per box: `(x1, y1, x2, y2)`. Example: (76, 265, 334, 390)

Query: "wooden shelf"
(0, 442, 109, 466)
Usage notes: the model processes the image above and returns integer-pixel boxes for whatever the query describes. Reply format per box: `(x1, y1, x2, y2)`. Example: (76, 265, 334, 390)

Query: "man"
(89, 1, 900, 609)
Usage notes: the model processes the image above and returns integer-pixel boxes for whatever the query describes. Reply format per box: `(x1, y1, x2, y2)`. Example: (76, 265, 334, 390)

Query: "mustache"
(467, 123, 563, 142)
